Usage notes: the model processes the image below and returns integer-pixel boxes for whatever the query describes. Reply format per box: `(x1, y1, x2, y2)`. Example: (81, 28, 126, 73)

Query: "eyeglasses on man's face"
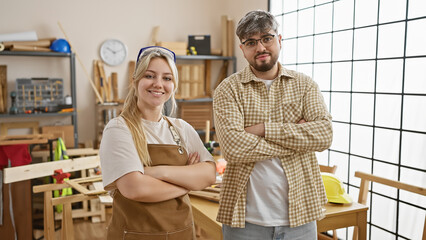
(136, 46, 176, 63)
(241, 34, 276, 49)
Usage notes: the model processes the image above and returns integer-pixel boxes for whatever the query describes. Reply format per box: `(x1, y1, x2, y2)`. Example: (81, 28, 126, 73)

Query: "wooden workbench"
(189, 191, 368, 240)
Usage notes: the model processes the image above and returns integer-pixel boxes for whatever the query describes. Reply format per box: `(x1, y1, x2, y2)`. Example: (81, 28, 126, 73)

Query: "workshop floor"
(33, 209, 111, 240)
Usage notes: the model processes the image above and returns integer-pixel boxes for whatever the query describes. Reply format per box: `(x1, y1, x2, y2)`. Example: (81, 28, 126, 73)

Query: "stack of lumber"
(93, 60, 120, 103)
(1, 38, 55, 52)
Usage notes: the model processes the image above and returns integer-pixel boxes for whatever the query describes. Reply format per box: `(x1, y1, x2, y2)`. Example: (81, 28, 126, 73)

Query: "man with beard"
(213, 10, 333, 240)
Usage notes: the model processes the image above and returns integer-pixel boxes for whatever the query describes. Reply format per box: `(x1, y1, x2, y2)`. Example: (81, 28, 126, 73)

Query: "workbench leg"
(61, 202, 74, 240)
(44, 191, 55, 240)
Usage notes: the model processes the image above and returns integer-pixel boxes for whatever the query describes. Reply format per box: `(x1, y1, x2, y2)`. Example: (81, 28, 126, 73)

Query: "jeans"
(222, 221, 317, 240)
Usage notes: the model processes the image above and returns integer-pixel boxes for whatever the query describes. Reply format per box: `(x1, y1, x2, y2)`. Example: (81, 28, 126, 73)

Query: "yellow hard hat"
(321, 172, 353, 204)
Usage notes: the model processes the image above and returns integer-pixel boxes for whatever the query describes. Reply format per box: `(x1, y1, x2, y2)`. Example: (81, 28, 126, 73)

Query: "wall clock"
(99, 39, 128, 66)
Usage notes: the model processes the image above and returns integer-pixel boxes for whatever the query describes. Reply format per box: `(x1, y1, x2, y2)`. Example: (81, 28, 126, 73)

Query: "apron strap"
(163, 116, 184, 154)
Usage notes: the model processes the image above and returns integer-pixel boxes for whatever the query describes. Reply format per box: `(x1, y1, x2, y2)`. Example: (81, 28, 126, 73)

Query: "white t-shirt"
(244, 78, 290, 226)
(99, 116, 214, 191)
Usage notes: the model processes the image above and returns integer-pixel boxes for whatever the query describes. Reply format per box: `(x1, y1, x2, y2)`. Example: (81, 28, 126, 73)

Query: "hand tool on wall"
(57, 22, 103, 103)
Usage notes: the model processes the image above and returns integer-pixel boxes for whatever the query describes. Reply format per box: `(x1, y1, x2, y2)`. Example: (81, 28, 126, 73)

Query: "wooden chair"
(3, 154, 104, 240)
(354, 171, 426, 240)
(319, 164, 337, 174)
(318, 165, 338, 240)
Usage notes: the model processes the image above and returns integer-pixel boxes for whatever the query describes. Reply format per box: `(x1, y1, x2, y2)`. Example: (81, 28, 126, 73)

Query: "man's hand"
(245, 123, 265, 137)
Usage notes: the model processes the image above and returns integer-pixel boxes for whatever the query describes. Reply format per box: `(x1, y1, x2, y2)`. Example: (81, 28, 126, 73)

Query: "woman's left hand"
(187, 152, 200, 165)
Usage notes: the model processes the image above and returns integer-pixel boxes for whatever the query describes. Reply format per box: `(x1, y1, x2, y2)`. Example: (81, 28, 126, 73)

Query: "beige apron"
(107, 117, 195, 240)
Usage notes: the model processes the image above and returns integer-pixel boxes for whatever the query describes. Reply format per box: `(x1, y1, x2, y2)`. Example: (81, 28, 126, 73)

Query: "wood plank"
(205, 60, 211, 97)
(4, 155, 100, 183)
(62, 202, 75, 240)
(66, 180, 90, 194)
(128, 60, 136, 88)
(51, 193, 99, 206)
(55, 208, 104, 220)
(189, 190, 219, 202)
(227, 19, 234, 57)
(98, 195, 113, 205)
(41, 125, 74, 148)
(93, 60, 101, 102)
(0, 65, 6, 113)
(44, 191, 55, 240)
(111, 72, 118, 102)
(221, 15, 228, 57)
(31, 148, 98, 159)
(97, 61, 109, 102)
(0, 121, 39, 136)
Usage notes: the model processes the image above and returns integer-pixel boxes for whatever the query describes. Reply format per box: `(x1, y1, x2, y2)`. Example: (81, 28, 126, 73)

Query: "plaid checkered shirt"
(213, 64, 333, 228)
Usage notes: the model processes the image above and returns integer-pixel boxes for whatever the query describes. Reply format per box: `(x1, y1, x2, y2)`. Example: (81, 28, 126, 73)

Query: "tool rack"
(0, 51, 78, 147)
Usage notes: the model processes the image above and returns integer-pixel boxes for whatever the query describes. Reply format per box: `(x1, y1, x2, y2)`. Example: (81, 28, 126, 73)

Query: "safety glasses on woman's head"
(136, 46, 176, 63)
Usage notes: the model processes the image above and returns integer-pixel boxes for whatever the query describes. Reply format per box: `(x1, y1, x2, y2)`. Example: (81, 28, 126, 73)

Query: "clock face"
(100, 39, 128, 66)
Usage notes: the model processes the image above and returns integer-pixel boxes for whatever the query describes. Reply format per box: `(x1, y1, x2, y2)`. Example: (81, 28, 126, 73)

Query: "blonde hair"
(120, 48, 179, 166)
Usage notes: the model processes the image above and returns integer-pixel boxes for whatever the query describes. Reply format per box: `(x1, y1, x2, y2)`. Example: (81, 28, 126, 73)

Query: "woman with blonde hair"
(100, 46, 216, 239)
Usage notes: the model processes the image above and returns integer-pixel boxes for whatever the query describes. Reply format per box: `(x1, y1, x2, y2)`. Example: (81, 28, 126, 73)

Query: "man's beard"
(251, 51, 279, 72)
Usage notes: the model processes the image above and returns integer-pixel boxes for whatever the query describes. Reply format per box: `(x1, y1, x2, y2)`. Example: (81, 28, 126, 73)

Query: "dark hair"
(236, 10, 279, 41)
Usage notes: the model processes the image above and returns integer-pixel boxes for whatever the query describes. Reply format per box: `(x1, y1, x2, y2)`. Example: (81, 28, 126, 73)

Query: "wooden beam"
(4, 155, 100, 183)
(51, 193, 98, 206)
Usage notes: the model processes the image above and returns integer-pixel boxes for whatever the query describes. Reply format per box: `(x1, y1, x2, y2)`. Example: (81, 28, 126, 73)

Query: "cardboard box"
(156, 42, 187, 56)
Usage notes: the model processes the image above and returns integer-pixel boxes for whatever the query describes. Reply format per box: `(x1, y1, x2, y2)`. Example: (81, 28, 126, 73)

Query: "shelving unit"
(175, 55, 236, 138)
(95, 102, 123, 148)
(176, 55, 236, 98)
(0, 51, 78, 147)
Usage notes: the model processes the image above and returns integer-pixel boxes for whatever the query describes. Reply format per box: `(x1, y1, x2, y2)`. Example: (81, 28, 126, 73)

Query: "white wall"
(0, 0, 267, 145)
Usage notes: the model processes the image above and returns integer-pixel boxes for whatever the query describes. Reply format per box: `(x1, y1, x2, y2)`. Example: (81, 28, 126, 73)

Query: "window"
(270, 0, 426, 239)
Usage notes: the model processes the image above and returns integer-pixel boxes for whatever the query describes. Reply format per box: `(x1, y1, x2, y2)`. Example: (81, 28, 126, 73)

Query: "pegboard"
(15, 78, 63, 113)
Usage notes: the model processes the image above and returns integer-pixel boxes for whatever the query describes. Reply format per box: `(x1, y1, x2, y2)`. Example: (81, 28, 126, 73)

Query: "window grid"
(270, 0, 426, 239)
